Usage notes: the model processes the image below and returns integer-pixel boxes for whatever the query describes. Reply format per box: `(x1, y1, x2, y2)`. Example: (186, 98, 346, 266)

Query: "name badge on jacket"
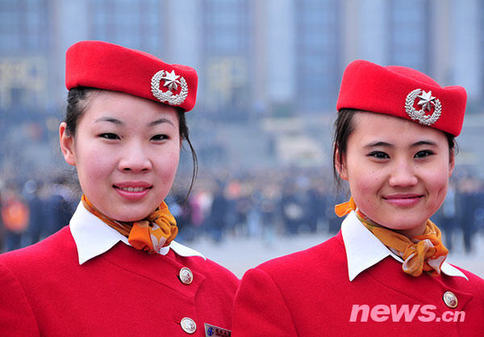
(204, 323, 231, 337)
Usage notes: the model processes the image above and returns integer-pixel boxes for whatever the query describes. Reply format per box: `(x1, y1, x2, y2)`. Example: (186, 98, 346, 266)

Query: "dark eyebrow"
(149, 118, 175, 127)
(94, 117, 123, 125)
(93, 117, 175, 127)
(364, 140, 438, 149)
(411, 140, 438, 147)
(364, 141, 392, 149)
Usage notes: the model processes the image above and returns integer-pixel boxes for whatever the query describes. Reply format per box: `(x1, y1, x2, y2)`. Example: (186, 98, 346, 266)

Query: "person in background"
(457, 175, 482, 254)
(20, 180, 44, 247)
(0, 40, 238, 336)
(1, 183, 29, 251)
(42, 175, 78, 238)
(208, 181, 229, 242)
(232, 60, 484, 336)
(437, 178, 457, 250)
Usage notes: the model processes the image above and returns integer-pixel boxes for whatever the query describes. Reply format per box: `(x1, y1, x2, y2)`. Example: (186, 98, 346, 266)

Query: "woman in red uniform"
(0, 41, 238, 337)
(232, 60, 484, 336)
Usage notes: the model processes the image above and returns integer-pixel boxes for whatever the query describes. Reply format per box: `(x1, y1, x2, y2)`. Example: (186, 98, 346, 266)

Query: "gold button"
(179, 267, 193, 285)
(443, 291, 458, 309)
(180, 317, 197, 334)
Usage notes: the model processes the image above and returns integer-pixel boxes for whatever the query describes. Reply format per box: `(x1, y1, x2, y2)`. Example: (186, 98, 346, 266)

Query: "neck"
(357, 210, 427, 239)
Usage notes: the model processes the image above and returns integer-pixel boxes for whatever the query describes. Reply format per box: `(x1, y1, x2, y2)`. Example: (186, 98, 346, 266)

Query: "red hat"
(336, 60, 467, 136)
(66, 41, 198, 112)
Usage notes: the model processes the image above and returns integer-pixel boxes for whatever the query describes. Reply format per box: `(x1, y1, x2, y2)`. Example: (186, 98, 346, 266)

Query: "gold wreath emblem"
(405, 88, 442, 126)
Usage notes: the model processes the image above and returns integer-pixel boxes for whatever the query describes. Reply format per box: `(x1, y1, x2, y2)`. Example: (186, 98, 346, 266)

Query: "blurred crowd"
(1, 168, 483, 254)
(0, 175, 78, 253)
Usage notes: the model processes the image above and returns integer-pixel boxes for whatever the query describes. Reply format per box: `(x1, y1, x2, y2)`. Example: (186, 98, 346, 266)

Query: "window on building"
(88, 0, 162, 56)
(0, 0, 49, 52)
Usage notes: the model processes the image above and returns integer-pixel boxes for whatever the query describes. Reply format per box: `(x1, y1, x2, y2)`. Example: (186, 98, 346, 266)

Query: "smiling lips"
(114, 182, 152, 200)
(383, 194, 423, 207)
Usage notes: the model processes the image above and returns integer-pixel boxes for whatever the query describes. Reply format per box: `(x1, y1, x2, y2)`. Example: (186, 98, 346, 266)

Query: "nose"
(118, 140, 152, 173)
(388, 159, 418, 187)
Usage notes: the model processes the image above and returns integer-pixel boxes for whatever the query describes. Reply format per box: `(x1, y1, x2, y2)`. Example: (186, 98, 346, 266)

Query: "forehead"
(83, 90, 179, 124)
(350, 112, 447, 144)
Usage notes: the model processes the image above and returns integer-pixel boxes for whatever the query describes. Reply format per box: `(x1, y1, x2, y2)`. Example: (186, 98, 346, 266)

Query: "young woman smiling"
(232, 60, 484, 337)
(0, 41, 238, 337)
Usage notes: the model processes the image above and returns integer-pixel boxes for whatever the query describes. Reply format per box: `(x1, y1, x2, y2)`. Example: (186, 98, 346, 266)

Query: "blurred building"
(294, 0, 342, 112)
(0, 0, 483, 175)
(200, 0, 253, 121)
(0, 0, 52, 112)
(1, 0, 483, 115)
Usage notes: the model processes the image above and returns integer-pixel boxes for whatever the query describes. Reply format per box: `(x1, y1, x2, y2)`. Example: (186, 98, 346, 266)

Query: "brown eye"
(414, 150, 434, 159)
(99, 133, 119, 140)
(368, 151, 389, 159)
(151, 134, 168, 141)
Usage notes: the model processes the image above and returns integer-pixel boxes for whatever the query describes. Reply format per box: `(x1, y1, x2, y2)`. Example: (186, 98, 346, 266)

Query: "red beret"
(336, 60, 467, 136)
(66, 40, 198, 112)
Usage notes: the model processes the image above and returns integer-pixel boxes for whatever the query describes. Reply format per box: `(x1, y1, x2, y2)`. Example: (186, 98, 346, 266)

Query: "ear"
(448, 149, 455, 178)
(59, 122, 76, 166)
(335, 147, 349, 181)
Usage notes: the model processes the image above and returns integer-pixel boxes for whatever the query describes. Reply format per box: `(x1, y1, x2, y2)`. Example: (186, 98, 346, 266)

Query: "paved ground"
(188, 232, 484, 278)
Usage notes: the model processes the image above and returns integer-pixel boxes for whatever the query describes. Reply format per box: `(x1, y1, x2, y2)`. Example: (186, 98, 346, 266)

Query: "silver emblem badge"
(180, 317, 197, 334)
(179, 267, 194, 285)
(442, 291, 458, 309)
(151, 69, 188, 106)
(405, 88, 442, 126)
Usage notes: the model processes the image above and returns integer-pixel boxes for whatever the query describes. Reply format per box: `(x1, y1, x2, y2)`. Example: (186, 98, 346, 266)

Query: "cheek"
(75, 144, 116, 184)
(346, 162, 387, 212)
(157, 147, 180, 180)
(425, 169, 449, 198)
(166, 152, 180, 178)
(349, 177, 376, 208)
(423, 172, 449, 219)
(346, 159, 382, 194)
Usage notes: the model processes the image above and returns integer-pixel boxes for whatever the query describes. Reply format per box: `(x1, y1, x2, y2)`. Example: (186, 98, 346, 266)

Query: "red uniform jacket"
(232, 226, 484, 336)
(0, 227, 239, 336)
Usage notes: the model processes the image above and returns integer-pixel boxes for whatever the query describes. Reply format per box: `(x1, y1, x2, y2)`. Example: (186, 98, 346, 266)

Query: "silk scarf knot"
(81, 195, 178, 254)
(335, 197, 448, 277)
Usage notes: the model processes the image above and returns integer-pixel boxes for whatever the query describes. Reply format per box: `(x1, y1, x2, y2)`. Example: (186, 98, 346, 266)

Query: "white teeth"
(119, 187, 145, 192)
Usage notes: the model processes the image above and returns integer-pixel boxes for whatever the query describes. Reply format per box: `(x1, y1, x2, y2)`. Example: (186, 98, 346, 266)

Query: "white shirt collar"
(341, 211, 468, 282)
(69, 202, 205, 265)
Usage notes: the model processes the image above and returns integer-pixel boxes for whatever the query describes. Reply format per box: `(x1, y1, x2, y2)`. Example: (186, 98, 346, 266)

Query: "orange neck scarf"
(335, 197, 448, 277)
(81, 195, 178, 254)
